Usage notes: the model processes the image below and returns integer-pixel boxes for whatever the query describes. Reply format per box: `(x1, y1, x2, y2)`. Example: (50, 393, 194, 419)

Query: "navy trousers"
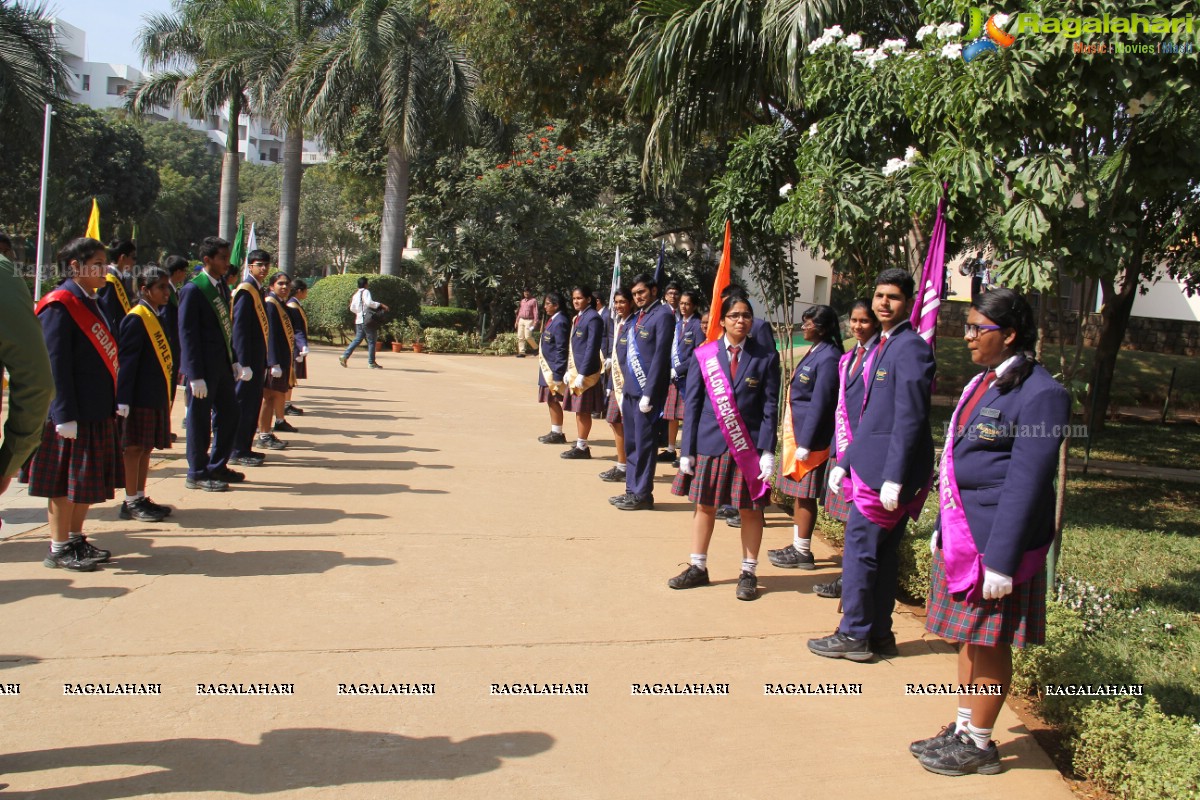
(185, 375, 237, 479)
(621, 393, 661, 499)
(838, 504, 908, 640)
(231, 374, 265, 458)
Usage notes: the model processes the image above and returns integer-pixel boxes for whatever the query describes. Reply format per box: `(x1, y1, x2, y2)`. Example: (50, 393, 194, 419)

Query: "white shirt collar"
(721, 334, 746, 352)
(992, 354, 1023, 378)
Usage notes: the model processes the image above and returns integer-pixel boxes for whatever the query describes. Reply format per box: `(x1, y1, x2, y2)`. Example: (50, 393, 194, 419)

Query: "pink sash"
(940, 372, 1051, 599)
(695, 340, 769, 502)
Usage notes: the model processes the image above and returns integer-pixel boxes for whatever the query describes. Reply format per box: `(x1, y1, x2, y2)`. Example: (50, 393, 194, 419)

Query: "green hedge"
(423, 328, 479, 353)
(304, 273, 420, 342)
(1075, 698, 1200, 800)
(419, 306, 478, 331)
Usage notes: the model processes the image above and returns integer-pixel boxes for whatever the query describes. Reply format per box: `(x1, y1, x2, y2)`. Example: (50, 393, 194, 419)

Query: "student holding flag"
(809, 268, 935, 661)
(229, 250, 275, 465)
(668, 293, 780, 600)
(559, 285, 605, 459)
(98, 239, 137, 331)
(20, 237, 123, 571)
(177, 236, 240, 492)
(536, 291, 570, 445)
(116, 267, 175, 522)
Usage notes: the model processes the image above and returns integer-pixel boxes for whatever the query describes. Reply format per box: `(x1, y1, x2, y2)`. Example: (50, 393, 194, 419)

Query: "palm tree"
(290, 0, 476, 275)
(0, 0, 69, 122)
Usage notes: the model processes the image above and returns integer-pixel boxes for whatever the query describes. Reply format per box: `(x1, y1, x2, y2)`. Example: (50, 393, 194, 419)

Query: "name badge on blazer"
(638, 329, 650, 339)
(618, 336, 628, 345)
(980, 407, 1001, 419)
(798, 373, 811, 384)
(746, 377, 760, 387)
(874, 368, 888, 382)
(542, 332, 552, 341)
(976, 422, 1002, 442)
(683, 334, 694, 344)
(574, 330, 583, 338)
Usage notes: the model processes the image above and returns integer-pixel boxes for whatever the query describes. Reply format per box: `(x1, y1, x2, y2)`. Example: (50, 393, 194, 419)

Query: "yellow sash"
(129, 303, 174, 400)
(611, 318, 627, 408)
(286, 298, 308, 333)
(267, 295, 296, 387)
(106, 272, 131, 313)
(233, 281, 269, 343)
(563, 317, 602, 395)
(779, 401, 830, 480)
(537, 322, 564, 396)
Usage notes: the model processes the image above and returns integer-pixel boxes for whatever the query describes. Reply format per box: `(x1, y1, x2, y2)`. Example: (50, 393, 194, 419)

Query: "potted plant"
(383, 320, 405, 352)
(402, 316, 425, 353)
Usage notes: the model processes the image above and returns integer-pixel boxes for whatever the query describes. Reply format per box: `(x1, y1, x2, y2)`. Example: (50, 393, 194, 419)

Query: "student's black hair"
(107, 238, 136, 262)
(137, 266, 171, 290)
(0, 232, 12, 249)
(571, 284, 595, 304)
(679, 289, 705, 311)
(848, 297, 878, 324)
(630, 272, 656, 291)
(58, 237, 107, 273)
(356, 276, 369, 288)
(802, 304, 845, 353)
(875, 267, 915, 299)
(720, 283, 750, 302)
(664, 280, 682, 293)
(247, 249, 271, 265)
(611, 286, 633, 312)
(291, 278, 308, 293)
(719, 293, 753, 320)
(164, 254, 190, 275)
(199, 236, 230, 260)
(270, 271, 292, 289)
(544, 290, 565, 310)
(971, 287, 1038, 392)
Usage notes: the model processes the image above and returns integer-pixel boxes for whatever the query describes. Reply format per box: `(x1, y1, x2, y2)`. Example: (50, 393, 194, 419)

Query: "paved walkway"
(0, 347, 1077, 798)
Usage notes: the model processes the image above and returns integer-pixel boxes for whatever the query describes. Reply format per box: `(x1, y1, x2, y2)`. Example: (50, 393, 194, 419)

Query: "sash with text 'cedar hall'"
(36, 289, 119, 385)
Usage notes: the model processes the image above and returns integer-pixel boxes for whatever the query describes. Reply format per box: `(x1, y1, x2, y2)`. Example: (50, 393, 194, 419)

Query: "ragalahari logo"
(962, 9, 1016, 62)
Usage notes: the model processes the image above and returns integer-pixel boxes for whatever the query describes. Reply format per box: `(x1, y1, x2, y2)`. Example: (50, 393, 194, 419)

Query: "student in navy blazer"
(612, 273, 675, 510)
(660, 290, 705, 462)
(668, 293, 780, 600)
(258, 271, 295, 444)
(160, 255, 189, 390)
(769, 304, 843, 570)
(177, 236, 239, 491)
(535, 291, 571, 445)
(560, 286, 606, 458)
(230, 251, 273, 462)
(810, 268, 935, 662)
(97, 239, 136, 331)
(913, 288, 1069, 777)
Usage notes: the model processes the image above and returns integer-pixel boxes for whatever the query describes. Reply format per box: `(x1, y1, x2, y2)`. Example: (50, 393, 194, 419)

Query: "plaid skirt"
(20, 418, 124, 504)
(775, 461, 827, 500)
(663, 382, 685, 420)
(605, 391, 622, 425)
(926, 550, 1047, 648)
(823, 482, 853, 522)
(563, 383, 606, 414)
(537, 385, 564, 404)
(122, 405, 171, 450)
(671, 451, 769, 510)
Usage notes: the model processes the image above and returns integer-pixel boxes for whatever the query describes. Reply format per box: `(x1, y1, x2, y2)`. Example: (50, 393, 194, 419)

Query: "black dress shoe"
(910, 721, 959, 758)
(735, 571, 759, 601)
(72, 536, 112, 563)
(870, 632, 899, 657)
(285, 403, 304, 416)
(807, 630, 873, 661)
(143, 497, 173, 517)
(768, 544, 816, 569)
(608, 493, 632, 505)
(186, 476, 230, 492)
(232, 453, 266, 467)
(211, 467, 246, 484)
(560, 446, 591, 459)
(655, 450, 676, 462)
(667, 564, 710, 589)
(121, 498, 167, 522)
(813, 576, 842, 598)
(918, 731, 1002, 776)
(538, 431, 567, 444)
(614, 494, 654, 511)
(257, 433, 288, 450)
(273, 419, 299, 433)
(598, 466, 626, 482)
(725, 514, 742, 528)
(43, 540, 102, 571)
(715, 505, 737, 520)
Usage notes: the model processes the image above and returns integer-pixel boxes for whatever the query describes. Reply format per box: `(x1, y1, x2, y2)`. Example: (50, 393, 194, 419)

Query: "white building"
(53, 18, 330, 166)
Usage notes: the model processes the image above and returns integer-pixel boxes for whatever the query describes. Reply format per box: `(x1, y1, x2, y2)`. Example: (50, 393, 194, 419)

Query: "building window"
(82, 75, 90, 91)
(269, 148, 279, 162)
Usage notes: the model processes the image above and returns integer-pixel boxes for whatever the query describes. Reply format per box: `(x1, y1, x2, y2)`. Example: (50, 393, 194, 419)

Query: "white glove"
(639, 396, 652, 414)
(880, 480, 901, 511)
(930, 529, 939, 555)
(55, 421, 78, 440)
(827, 466, 846, 494)
(570, 374, 584, 390)
(757, 451, 775, 481)
(601, 358, 610, 373)
(239, 366, 253, 382)
(795, 446, 810, 462)
(982, 568, 1013, 600)
(670, 367, 678, 380)
(679, 456, 695, 475)
(296, 354, 305, 363)
(116, 404, 130, 418)
(189, 379, 208, 399)
(232, 362, 243, 381)
(300, 347, 309, 356)
(270, 365, 283, 378)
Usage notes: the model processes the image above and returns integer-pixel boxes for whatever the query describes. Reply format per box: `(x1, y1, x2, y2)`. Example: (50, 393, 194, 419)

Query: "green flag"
(229, 214, 246, 270)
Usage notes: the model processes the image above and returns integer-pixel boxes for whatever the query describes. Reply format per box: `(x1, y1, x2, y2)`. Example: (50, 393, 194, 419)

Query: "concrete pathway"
(0, 347, 1078, 798)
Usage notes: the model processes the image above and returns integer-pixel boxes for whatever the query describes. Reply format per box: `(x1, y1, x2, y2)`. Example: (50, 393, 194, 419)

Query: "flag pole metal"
(34, 103, 53, 301)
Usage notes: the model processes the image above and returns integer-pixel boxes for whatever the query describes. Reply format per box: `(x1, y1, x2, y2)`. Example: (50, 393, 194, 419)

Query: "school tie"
(957, 370, 996, 435)
(729, 345, 741, 380)
(849, 344, 864, 378)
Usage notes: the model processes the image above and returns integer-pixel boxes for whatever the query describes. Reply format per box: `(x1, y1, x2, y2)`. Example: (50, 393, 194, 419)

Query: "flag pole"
(34, 103, 53, 301)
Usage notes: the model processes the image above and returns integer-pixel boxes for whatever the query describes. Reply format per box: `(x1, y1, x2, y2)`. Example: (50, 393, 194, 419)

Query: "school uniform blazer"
(790, 342, 841, 452)
(841, 321, 935, 501)
(620, 301, 675, 405)
(286, 301, 308, 354)
(231, 275, 267, 372)
(264, 293, 292, 377)
(97, 267, 131, 332)
(841, 335, 879, 440)
(41, 281, 116, 424)
(538, 313, 570, 386)
(598, 306, 612, 358)
(750, 317, 777, 351)
(680, 337, 781, 458)
(178, 275, 234, 386)
(949, 363, 1070, 578)
(160, 285, 182, 379)
(569, 306, 604, 375)
(117, 302, 170, 410)
(672, 316, 704, 382)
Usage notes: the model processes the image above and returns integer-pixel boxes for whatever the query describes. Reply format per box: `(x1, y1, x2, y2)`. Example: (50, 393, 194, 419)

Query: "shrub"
(1075, 697, 1200, 800)
(304, 273, 420, 342)
(1011, 601, 1090, 709)
(424, 328, 479, 353)
(896, 501, 937, 605)
(420, 306, 477, 331)
(487, 333, 519, 355)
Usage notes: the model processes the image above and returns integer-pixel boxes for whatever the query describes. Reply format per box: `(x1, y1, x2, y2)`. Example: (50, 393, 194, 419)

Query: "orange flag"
(705, 220, 732, 342)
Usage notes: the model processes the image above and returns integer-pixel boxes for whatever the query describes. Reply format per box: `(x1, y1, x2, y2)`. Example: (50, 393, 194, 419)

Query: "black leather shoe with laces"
(43, 540, 101, 571)
(121, 498, 166, 522)
(560, 446, 591, 459)
(598, 467, 626, 482)
(918, 731, 1001, 776)
(667, 564, 710, 590)
(813, 576, 842, 598)
(735, 571, 759, 601)
(807, 630, 873, 662)
(768, 544, 815, 569)
(73, 536, 111, 563)
(909, 721, 958, 758)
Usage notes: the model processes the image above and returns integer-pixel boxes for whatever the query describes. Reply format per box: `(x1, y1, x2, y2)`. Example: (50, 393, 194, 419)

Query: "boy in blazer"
(230, 251, 274, 464)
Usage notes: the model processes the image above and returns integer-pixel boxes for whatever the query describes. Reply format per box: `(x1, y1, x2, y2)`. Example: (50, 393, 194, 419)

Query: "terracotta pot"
(411, 343, 425, 353)
(391, 342, 404, 352)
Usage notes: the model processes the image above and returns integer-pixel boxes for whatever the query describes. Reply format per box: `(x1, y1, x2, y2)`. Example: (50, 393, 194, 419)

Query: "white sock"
(966, 723, 992, 750)
(956, 707, 972, 734)
(741, 558, 758, 575)
(794, 529, 811, 555)
(125, 492, 139, 503)
(551, 424, 562, 434)
(136, 491, 145, 499)
(665, 444, 675, 454)
(616, 463, 626, 472)
(51, 540, 70, 553)
(690, 553, 707, 570)
(576, 439, 588, 449)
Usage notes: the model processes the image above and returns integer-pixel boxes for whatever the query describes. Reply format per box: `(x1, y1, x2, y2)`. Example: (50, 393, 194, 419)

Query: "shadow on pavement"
(226, 481, 449, 496)
(0, 728, 555, 798)
(0, 579, 130, 605)
(102, 535, 396, 578)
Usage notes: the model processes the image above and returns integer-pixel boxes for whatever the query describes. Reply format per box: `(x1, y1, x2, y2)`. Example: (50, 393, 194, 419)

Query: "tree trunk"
(1086, 272, 1137, 432)
(379, 142, 410, 276)
(277, 121, 304, 273)
(218, 95, 243, 241)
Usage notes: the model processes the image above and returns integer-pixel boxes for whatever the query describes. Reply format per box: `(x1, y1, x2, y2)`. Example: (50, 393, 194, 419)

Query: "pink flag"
(909, 194, 948, 349)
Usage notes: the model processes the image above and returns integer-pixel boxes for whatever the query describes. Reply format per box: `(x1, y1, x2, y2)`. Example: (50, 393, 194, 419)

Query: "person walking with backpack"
(340, 277, 389, 369)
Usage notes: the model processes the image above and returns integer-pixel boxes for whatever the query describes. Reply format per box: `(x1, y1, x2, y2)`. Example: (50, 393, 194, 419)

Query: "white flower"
(807, 36, 832, 54)
(807, 123, 818, 137)
(779, 183, 793, 198)
(840, 33, 863, 50)
(882, 157, 909, 176)
(937, 22, 964, 39)
(940, 41, 963, 60)
(993, 13, 1010, 29)
(904, 146, 920, 162)
(881, 38, 908, 53)
(916, 24, 936, 41)
(823, 25, 844, 40)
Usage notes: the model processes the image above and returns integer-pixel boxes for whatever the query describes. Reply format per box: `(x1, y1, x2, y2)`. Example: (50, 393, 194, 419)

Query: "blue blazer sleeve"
(230, 291, 257, 366)
(178, 283, 206, 383)
(96, 284, 125, 332)
(545, 317, 569, 380)
(679, 351, 705, 458)
(287, 304, 308, 352)
(674, 317, 703, 380)
(575, 309, 603, 374)
(758, 345, 782, 454)
(882, 334, 935, 491)
(793, 348, 840, 451)
(116, 313, 144, 408)
(41, 304, 79, 426)
(645, 307, 675, 405)
(265, 300, 288, 369)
